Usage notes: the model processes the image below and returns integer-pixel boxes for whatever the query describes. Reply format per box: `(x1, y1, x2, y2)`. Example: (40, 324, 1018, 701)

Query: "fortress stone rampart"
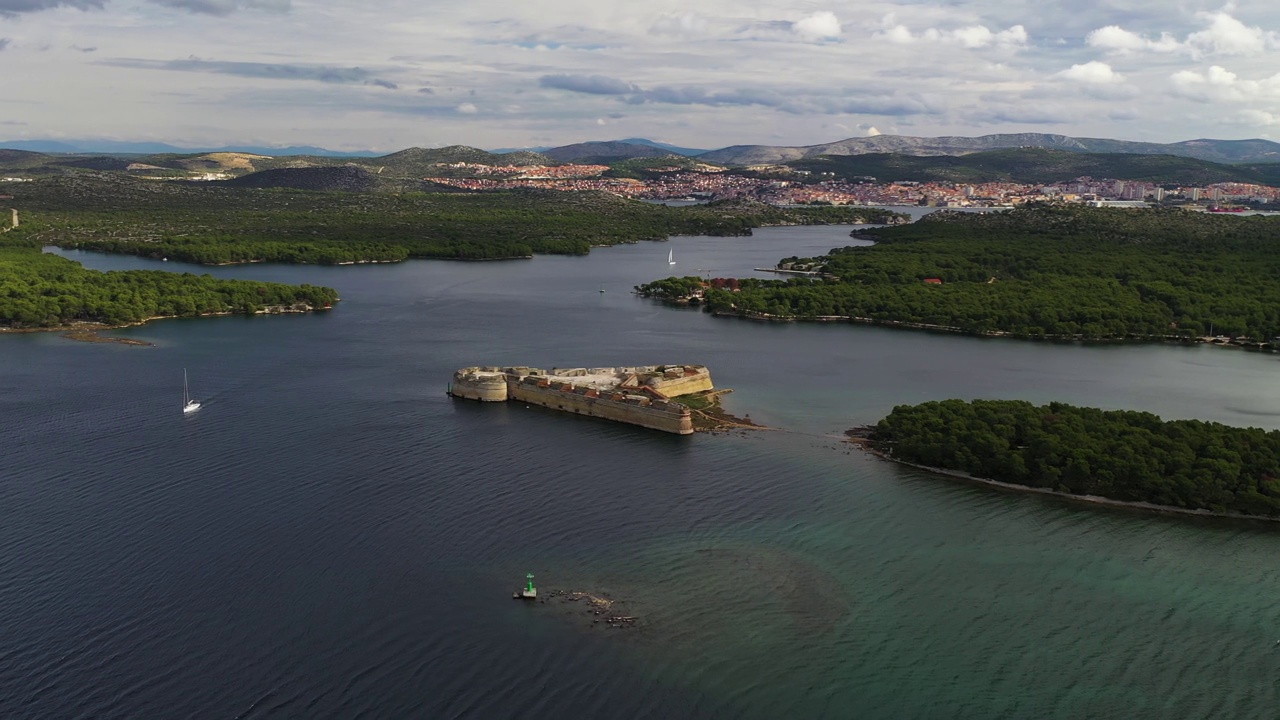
(448, 364, 712, 435)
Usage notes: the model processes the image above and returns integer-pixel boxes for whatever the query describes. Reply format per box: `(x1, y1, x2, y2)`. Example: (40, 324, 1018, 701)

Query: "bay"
(2, 226, 1278, 719)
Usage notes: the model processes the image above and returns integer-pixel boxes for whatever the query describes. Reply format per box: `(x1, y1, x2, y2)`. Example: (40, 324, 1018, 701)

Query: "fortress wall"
(450, 374, 509, 402)
(647, 367, 714, 397)
(509, 383, 693, 435)
(648, 372, 714, 398)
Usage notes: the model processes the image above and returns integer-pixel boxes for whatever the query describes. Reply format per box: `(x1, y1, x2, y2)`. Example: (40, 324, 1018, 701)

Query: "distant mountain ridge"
(0, 146, 555, 181)
(0, 139, 378, 156)
(790, 148, 1277, 186)
(490, 138, 708, 157)
(8, 134, 1280, 165)
(699, 133, 1280, 166)
(541, 141, 683, 163)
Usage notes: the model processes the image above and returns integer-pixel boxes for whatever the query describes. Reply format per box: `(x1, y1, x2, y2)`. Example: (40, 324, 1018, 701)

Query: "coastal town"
(423, 161, 1280, 209)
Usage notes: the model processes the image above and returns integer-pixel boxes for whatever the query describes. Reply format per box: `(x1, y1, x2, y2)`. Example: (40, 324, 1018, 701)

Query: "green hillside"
(871, 399, 1280, 517)
(638, 205, 1280, 340)
(789, 148, 1269, 185)
(1, 174, 905, 265)
(0, 146, 557, 181)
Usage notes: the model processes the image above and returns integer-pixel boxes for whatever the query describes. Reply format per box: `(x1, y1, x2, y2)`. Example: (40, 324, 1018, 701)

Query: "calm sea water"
(3, 226, 1280, 719)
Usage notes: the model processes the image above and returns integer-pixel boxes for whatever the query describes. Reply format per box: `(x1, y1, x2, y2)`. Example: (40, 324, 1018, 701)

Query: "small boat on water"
(183, 369, 201, 414)
(668, 248, 676, 266)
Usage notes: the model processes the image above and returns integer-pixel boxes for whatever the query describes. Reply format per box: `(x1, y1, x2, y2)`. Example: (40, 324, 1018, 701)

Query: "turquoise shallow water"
(2, 229, 1279, 718)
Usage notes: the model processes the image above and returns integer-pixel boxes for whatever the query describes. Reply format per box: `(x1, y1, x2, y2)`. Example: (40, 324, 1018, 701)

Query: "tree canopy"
(638, 205, 1280, 340)
(2, 175, 906, 264)
(0, 246, 338, 329)
(871, 399, 1280, 517)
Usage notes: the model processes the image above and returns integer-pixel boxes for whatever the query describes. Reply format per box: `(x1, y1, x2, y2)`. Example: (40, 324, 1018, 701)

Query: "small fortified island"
(449, 364, 715, 435)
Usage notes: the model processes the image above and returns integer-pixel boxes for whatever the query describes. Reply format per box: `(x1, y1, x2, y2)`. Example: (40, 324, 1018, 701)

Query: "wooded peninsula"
(867, 399, 1280, 519)
(0, 246, 339, 329)
(636, 205, 1280, 341)
(0, 174, 903, 331)
(3, 174, 906, 264)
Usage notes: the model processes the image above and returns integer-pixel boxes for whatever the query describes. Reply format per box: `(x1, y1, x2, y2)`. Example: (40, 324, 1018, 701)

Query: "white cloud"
(865, 126, 881, 136)
(881, 24, 913, 44)
(1186, 11, 1273, 57)
(1057, 61, 1123, 84)
(793, 11, 841, 41)
(650, 12, 709, 38)
(1239, 109, 1280, 126)
(1086, 25, 1180, 54)
(6, 0, 1280, 150)
(877, 16, 1026, 50)
(1087, 11, 1278, 58)
(1169, 66, 1280, 103)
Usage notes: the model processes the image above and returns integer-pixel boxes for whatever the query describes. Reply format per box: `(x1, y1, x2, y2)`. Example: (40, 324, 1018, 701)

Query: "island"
(0, 244, 339, 337)
(636, 205, 1280, 345)
(855, 399, 1280, 520)
(448, 364, 755, 434)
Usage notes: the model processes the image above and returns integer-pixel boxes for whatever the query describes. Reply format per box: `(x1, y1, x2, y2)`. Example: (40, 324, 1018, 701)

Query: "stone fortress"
(448, 365, 714, 435)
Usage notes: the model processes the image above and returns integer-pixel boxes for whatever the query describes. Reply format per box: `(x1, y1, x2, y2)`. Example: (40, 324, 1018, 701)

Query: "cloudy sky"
(2, 0, 1280, 150)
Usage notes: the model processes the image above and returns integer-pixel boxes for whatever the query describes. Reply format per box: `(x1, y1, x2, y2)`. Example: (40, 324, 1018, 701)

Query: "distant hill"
(5, 140, 1278, 188)
(0, 145, 557, 181)
(218, 166, 382, 192)
(0, 149, 56, 171)
(1231, 162, 1280, 186)
(542, 141, 676, 163)
(496, 150, 555, 166)
(605, 155, 724, 179)
(701, 133, 1280, 166)
(788, 148, 1270, 186)
(491, 138, 706, 156)
(614, 138, 708, 156)
(0, 139, 376, 156)
(348, 145, 551, 176)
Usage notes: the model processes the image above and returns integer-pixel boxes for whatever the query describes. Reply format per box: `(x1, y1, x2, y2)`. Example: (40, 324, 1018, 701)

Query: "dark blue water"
(3, 227, 1280, 719)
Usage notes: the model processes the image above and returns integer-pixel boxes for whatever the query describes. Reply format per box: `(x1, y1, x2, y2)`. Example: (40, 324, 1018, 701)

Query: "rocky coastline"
(0, 302, 335, 345)
(845, 427, 1280, 525)
(706, 309, 1276, 352)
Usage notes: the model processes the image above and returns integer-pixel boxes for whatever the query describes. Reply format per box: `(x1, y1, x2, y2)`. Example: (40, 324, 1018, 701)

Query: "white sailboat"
(183, 369, 201, 414)
(668, 248, 676, 266)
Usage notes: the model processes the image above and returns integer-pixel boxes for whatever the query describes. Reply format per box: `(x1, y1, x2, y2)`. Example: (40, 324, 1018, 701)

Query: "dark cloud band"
(148, 0, 289, 16)
(0, 0, 104, 15)
(99, 58, 397, 88)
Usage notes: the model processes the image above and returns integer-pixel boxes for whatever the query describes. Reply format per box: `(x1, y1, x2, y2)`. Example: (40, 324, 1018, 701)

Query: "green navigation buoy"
(515, 571, 537, 600)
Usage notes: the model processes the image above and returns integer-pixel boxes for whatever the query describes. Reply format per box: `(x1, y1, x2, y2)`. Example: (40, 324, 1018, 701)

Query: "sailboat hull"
(182, 369, 199, 414)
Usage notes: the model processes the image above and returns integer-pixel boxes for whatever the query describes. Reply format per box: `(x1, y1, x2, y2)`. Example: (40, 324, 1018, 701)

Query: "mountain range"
(0, 139, 379, 157)
(7, 134, 1280, 165)
(695, 134, 1280, 166)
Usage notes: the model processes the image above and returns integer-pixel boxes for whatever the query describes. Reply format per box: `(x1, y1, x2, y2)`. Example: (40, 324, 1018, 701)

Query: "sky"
(2, 0, 1280, 151)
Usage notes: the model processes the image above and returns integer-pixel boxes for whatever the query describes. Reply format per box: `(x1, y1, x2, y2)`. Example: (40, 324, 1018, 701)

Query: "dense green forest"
(637, 205, 1280, 340)
(870, 399, 1280, 517)
(0, 244, 339, 328)
(0, 175, 905, 264)
(787, 148, 1271, 185)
